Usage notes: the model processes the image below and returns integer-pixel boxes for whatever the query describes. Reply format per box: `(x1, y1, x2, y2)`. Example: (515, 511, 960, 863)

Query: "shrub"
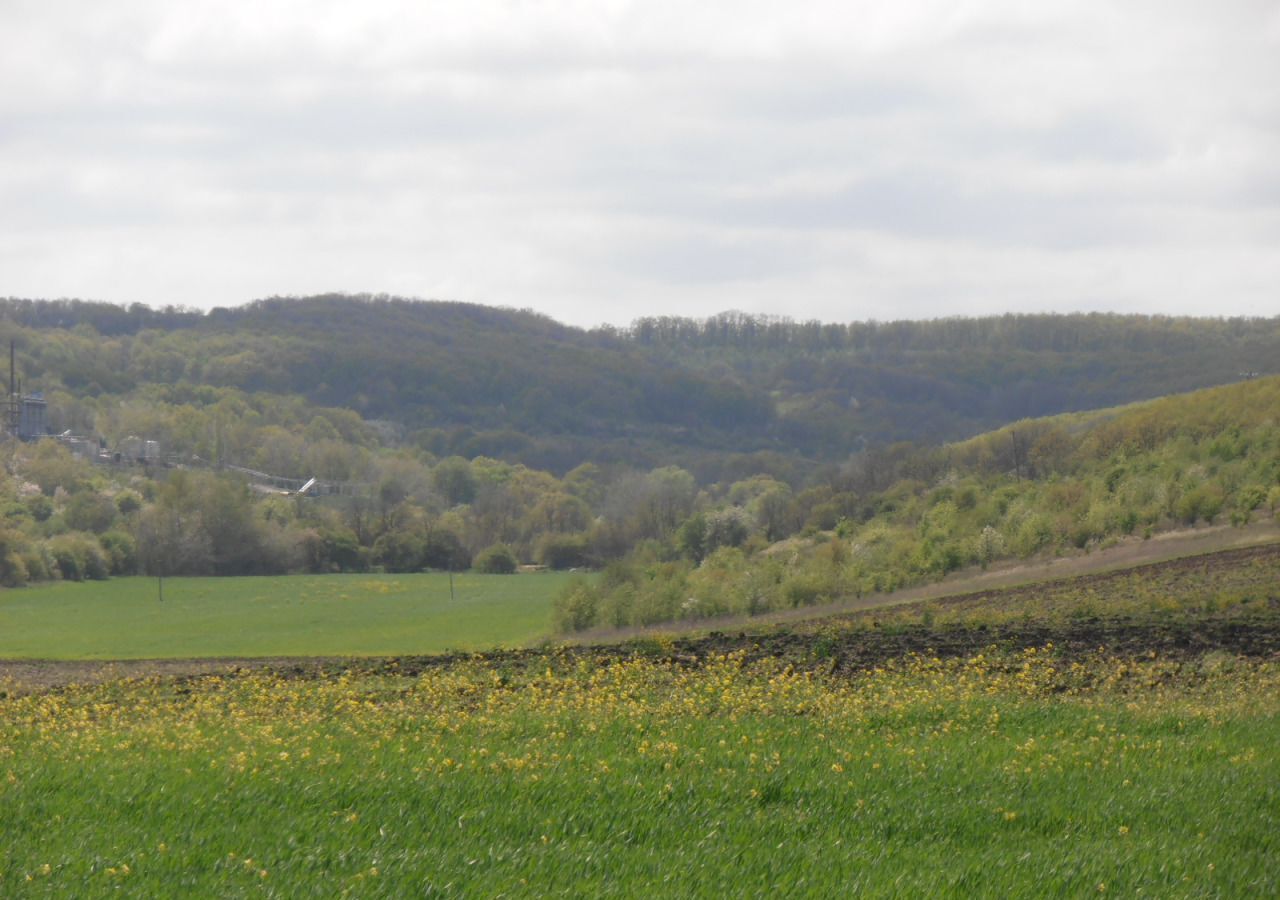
(309, 527, 365, 572)
(1176, 484, 1225, 525)
(0, 552, 27, 587)
(372, 532, 424, 573)
(46, 533, 109, 581)
(1236, 484, 1268, 513)
(704, 507, 752, 553)
(1010, 514, 1053, 557)
(474, 544, 518, 574)
(63, 492, 118, 533)
(782, 574, 825, 608)
(552, 577, 600, 632)
(99, 530, 138, 575)
(537, 532, 592, 570)
(974, 525, 1004, 567)
(20, 548, 49, 583)
(25, 495, 53, 523)
(421, 529, 471, 571)
(599, 584, 637, 629)
(0, 528, 30, 586)
(114, 489, 143, 516)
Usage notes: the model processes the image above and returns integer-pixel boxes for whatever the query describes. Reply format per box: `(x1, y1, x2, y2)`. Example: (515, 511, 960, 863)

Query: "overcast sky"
(2, 1, 1277, 327)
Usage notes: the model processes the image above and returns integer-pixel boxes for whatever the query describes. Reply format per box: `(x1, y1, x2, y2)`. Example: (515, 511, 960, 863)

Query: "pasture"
(0, 572, 574, 659)
(2, 547, 1277, 895)
(1, 647, 1276, 896)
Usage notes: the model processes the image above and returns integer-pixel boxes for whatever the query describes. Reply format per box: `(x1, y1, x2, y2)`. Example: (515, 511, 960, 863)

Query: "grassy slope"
(0, 573, 575, 659)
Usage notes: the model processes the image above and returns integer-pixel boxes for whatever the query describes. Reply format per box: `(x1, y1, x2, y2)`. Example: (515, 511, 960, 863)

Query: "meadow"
(0, 572, 574, 659)
(2, 548, 1277, 896)
(1, 646, 1276, 896)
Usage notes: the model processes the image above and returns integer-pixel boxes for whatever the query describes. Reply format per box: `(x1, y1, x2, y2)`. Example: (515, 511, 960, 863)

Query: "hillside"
(2, 295, 1277, 478)
(621, 311, 1280, 448)
(0, 295, 1275, 597)
(554, 374, 1280, 632)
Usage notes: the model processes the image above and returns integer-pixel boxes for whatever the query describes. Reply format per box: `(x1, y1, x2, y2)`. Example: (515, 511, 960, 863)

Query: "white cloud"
(1, 0, 1277, 325)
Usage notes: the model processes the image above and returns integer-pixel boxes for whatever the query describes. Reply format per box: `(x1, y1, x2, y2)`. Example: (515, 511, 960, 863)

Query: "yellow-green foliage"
(567, 377, 1280, 632)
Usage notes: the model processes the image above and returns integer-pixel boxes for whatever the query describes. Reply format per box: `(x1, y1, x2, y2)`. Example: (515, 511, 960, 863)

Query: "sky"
(2, 0, 1278, 328)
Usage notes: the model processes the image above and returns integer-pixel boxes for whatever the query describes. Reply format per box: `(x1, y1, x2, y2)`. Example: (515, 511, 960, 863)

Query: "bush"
(675, 514, 707, 562)
(258, 524, 308, 575)
(99, 530, 138, 575)
(1010, 514, 1053, 557)
(372, 531, 424, 573)
(422, 528, 471, 571)
(114, 490, 143, 516)
(309, 527, 365, 572)
(782, 574, 825, 608)
(0, 528, 30, 586)
(704, 507, 752, 553)
(46, 533, 109, 581)
(552, 577, 600, 632)
(25, 495, 53, 523)
(626, 563, 689, 625)
(1236, 484, 1268, 513)
(63, 492, 118, 533)
(599, 584, 637, 629)
(1176, 484, 1226, 525)
(474, 544, 518, 574)
(537, 533, 592, 570)
(0, 551, 28, 587)
(20, 548, 49, 583)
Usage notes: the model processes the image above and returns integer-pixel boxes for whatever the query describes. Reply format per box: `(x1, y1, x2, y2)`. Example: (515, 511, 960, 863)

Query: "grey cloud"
(608, 231, 820, 286)
(1, 0, 1277, 323)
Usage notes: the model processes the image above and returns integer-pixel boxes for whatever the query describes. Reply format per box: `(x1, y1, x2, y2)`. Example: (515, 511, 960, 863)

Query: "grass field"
(1, 648, 1276, 896)
(0, 572, 575, 659)
(2, 549, 1277, 895)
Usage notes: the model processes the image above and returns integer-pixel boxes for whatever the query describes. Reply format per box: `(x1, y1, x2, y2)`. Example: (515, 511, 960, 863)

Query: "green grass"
(3, 558, 1277, 895)
(1, 650, 1276, 896)
(0, 572, 575, 658)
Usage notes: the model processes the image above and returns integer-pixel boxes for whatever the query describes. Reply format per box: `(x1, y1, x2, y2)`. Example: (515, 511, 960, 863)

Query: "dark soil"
(4, 542, 1278, 694)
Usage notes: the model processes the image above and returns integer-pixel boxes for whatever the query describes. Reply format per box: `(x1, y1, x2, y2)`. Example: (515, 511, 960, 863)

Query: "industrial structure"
(6, 341, 47, 442)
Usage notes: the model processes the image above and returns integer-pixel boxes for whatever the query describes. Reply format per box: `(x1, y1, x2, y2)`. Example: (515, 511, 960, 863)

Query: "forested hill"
(615, 311, 1280, 449)
(2, 294, 1277, 476)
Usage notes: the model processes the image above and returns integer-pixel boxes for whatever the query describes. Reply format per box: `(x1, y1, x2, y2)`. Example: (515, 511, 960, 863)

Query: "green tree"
(421, 527, 471, 571)
(474, 543, 518, 574)
(433, 457, 477, 506)
(372, 531, 425, 573)
(134, 506, 213, 576)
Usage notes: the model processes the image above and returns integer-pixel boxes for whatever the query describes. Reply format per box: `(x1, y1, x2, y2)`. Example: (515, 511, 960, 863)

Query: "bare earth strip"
(1, 520, 1276, 693)
(0, 657, 351, 695)
(571, 517, 1280, 641)
(872, 517, 1280, 603)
